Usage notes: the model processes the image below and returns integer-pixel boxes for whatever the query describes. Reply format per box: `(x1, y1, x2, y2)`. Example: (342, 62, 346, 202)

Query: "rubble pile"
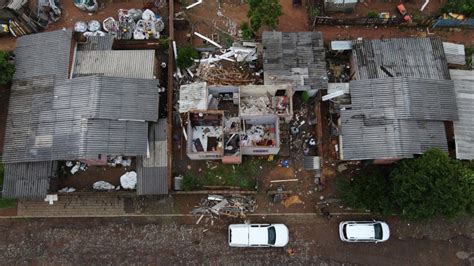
(195, 63, 258, 85)
(191, 195, 257, 219)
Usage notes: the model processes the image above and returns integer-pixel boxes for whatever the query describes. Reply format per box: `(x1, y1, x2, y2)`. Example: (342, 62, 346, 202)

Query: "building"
(262, 31, 328, 93)
(1, 30, 168, 199)
(339, 37, 458, 161)
(180, 83, 292, 163)
(324, 0, 358, 13)
(450, 70, 474, 160)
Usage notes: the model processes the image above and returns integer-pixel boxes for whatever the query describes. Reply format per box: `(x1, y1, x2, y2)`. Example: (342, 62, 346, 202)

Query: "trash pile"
(191, 194, 257, 220)
(74, 20, 106, 37)
(65, 161, 88, 174)
(93, 181, 116, 191)
(107, 156, 132, 167)
(101, 9, 165, 40)
(74, 0, 98, 12)
(38, 0, 61, 23)
(120, 171, 137, 189)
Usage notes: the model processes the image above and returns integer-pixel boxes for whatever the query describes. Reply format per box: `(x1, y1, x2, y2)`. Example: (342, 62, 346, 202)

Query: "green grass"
(0, 163, 17, 210)
(182, 159, 262, 191)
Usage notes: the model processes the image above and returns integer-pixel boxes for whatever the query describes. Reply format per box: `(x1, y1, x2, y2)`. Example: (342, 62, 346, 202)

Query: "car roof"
(248, 227, 268, 245)
(346, 224, 375, 239)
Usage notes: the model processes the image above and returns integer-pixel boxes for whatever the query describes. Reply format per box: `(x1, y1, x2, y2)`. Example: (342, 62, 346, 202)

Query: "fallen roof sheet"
(14, 29, 72, 80)
(2, 75, 159, 163)
(73, 50, 156, 79)
(350, 77, 458, 121)
(262, 31, 328, 91)
(179, 82, 208, 113)
(450, 70, 474, 160)
(136, 119, 168, 195)
(340, 108, 448, 160)
(2, 161, 56, 199)
(352, 37, 450, 80)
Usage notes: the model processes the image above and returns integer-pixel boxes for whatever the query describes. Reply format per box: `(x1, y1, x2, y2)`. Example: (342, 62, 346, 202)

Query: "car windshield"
(268, 226, 276, 245)
(343, 224, 348, 239)
(374, 224, 383, 240)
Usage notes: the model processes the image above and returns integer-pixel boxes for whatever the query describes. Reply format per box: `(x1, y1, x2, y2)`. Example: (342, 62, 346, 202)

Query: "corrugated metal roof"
(2, 161, 56, 199)
(136, 119, 168, 195)
(14, 30, 72, 80)
(262, 31, 328, 91)
(443, 42, 466, 65)
(2, 75, 159, 163)
(350, 77, 458, 121)
(340, 108, 448, 160)
(352, 37, 450, 80)
(450, 70, 474, 160)
(76, 36, 115, 51)
(73, 50, 156, 79)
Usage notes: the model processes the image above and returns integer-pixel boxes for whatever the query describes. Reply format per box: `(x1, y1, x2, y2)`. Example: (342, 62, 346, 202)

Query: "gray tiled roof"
(340, 108, 448, 160)
(352, 37, 450, 80)
(73, 50, 156, 79)
(137, 119, 168, 195)
(76, 35, 115, 51)
(13, 30, 72, 80)
(2, 75, 159, 163)
(450, 70, 474, 160)
(350, 77, 458, 121)
(262, 31, 328, 91)
(2, 161, 57, 199)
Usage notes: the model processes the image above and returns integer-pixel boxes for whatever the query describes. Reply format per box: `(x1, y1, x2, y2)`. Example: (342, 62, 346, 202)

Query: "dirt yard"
(0, 215, 472, 265)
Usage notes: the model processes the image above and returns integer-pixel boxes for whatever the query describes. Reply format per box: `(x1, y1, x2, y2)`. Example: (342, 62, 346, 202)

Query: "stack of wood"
(192, 194, 257, 219)
(195, 63, 258, 85)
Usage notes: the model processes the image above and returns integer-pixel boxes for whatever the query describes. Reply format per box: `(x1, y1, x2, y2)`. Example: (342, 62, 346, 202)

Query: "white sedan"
(339, 221, 390, 243)
(228, 224, 289, 247)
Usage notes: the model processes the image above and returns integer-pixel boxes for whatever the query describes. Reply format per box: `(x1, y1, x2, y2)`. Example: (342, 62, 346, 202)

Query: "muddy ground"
(0, 215, 472, 265)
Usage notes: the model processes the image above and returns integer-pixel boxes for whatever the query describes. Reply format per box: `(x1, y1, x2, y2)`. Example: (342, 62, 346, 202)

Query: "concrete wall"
(241, 115, 280, 155)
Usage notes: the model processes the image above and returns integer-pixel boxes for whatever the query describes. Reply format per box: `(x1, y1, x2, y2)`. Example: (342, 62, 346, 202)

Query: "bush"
(240, 22, 254, 41)
(0, 51, 15, 85)
(367, 11, 379, 19)
(337, 167, 395, 215)
(442, 0, 474, 18)
(246, 0, 282, 36)
(182, 172, 202, 191)
(0, 163, 17, 210)
(177, 46, 198, 69)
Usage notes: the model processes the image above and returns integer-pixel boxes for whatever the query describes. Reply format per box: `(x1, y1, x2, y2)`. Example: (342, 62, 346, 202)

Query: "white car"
(339, 221, 390, 243)
(228, 223, 289, 247)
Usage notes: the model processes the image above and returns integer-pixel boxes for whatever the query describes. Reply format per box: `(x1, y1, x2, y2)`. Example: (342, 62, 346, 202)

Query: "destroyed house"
(1, 30, 167, 199)
(262, 31, 328, 92)
(180, 83, 287, 163)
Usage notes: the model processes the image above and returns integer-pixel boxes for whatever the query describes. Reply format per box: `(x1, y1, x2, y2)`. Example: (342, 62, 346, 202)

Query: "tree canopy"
(176, 46, 198, 69)
(338, 149, 474, 220)
(0, 51, 15, 85)
(240, 0, 282, 38)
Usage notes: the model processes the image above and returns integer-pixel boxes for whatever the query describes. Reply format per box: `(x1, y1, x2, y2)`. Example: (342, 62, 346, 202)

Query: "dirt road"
(0, 216, 472, 265)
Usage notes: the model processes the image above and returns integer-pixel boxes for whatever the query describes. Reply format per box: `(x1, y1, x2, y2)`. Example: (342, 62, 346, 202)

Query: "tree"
(0, 51, 15, 85)
(240, 22, 253, 40)
(337, 167, 395, 215)
(177, 46, 198, 69)
(245, 0, 282, 36)
(391, 149, 474, 219)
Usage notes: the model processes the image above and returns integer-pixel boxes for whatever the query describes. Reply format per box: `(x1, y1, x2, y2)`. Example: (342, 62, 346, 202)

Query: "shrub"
(367, 11, 379, 19)
(0, 51, 15, 85)
(177, 46, 198, 69)
(240, 22, 254, 40)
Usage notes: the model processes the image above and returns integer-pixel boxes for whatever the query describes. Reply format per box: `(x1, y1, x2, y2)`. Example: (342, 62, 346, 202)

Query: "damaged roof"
(2, 75, 159, 163)
(13, 29, 72, 80)
(73, 50, 156, 79)
(340, 108, 448, 160)
(450, 70, 474, 160)
(136, 119, 168, 195)
(352, 37, 450, 80)
(262, 31, 328, 91)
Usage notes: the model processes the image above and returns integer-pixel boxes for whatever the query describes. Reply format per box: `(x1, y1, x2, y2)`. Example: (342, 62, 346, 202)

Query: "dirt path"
(0, 216, 472, 265)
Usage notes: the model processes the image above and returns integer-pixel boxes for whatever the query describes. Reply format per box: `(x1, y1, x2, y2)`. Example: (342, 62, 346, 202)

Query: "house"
(262, 31, 328, 93)
(180, 82, 290, 163)
(1, 30, 168, 199)
(324, 0, 358, 13)
(450, 70, 474, 160)
(338, 37, 458, 161)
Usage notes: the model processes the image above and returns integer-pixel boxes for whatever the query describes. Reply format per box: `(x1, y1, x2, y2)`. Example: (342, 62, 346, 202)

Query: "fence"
(433, 18, 474, 28)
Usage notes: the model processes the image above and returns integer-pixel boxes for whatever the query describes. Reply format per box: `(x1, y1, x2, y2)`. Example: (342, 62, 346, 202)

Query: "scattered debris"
(282, 195, 303, 208)
(58, 187, 76, 193)
(191, 194, 257, 219)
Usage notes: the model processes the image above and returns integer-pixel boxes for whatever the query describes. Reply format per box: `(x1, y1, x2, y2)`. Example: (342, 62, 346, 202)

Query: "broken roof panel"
(352, 37, 450, 80)
(350, 77, 458, 121)
(179, 82, 208, 113)
(2, 75, 159, 163)
(262, 31, 328, 91)
(2, 161, 56, 199)
(450, 70, 474, 160)
(14, 29, 72, 80)
(340, 108, 448, 160)
(76, 35, 115, 51)
(443, 42, 466, 65)
(73, 50, 156, 79)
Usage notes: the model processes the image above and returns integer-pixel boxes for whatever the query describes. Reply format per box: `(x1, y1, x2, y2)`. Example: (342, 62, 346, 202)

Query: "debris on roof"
(178, 82, 208, 113)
